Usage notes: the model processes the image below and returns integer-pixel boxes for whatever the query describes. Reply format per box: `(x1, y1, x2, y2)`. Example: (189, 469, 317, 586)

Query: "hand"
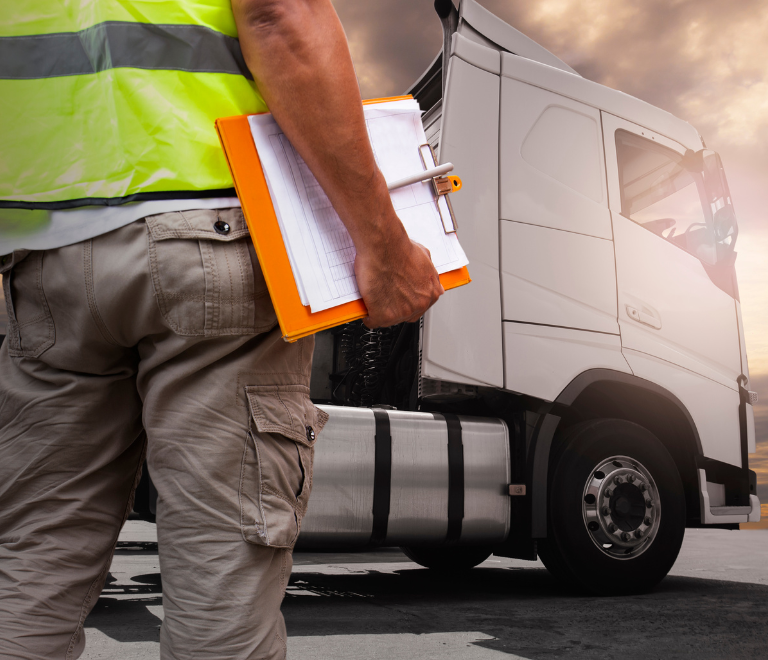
(355, 232, 445, 328)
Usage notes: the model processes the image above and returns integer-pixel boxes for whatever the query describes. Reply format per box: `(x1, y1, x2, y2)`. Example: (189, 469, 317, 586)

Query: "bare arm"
(231, 0, 444, 327)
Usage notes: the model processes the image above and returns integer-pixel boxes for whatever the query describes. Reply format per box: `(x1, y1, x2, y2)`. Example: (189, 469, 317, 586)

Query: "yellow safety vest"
(0, 1, 266, 210)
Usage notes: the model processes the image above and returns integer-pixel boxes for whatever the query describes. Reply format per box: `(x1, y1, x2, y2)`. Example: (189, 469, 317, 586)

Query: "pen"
(386, 162, 454, 191)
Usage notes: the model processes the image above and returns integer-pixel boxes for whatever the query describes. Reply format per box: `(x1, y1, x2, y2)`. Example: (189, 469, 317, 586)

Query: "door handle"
(626, 305, 662, 330)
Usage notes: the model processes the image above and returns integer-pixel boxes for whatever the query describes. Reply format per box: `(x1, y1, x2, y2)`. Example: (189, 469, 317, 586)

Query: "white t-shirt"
(0, 197, 241, 255)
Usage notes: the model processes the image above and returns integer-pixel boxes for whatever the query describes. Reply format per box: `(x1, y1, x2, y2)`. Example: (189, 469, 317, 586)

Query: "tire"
(401, 545, 494, 571)
(538, 419, 686, 596)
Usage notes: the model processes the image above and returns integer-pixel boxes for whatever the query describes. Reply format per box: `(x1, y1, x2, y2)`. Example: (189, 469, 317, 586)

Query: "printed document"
(249, 99, 468, 313)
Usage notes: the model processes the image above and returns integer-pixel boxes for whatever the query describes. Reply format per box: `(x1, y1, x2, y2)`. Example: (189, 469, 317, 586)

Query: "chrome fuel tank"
(296, 406, 511, 548)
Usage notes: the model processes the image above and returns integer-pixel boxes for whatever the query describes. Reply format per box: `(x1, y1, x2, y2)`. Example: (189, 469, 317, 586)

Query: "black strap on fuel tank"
(434, 412, 464, 543)
(370, 409, 392, 545)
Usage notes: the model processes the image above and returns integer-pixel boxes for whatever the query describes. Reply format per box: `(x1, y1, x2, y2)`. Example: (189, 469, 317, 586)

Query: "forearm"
(231, 0, 406, 255)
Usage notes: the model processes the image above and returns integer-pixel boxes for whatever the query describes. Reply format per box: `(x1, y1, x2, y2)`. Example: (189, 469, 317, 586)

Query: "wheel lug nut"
(646, 500, 654, 509)
(614, 476, 622, 484)
(602, 506, 611, 516)
(639, 483, 647, 492)
(605, 489, 613, 498)
(627, 474, 635, 483)
(622, 532, 631, 541)
(608, 523, 617, 532)
(644, 517, 652, 525)
(635, 529, 644, 538)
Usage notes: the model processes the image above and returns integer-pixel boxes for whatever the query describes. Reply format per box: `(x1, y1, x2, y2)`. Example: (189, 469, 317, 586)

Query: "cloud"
(332, 1, 443, 99)
(478, 0, 768, 152)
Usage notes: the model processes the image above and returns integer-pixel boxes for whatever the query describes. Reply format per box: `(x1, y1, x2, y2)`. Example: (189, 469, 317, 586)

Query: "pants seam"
(7, 252, 56, 357)
(240, 430, 271, 546)
(201, 239, 219, 336)
(66, 435, 148, 659)
(83, 240, 121, 347)
(14, 312, 48, 328)
(146, 223, 186, 336)
(220, 231, 236, 328)
(274, 550, 288, 659)
(235, 239, 249, 330)
(262, 483, 300, 508)
(273, 390, 296, 437)
(239, 431, 250, 543)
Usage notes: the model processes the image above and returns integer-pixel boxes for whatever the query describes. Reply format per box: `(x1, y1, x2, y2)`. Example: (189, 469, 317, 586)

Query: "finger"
(417, 243, 432, 261)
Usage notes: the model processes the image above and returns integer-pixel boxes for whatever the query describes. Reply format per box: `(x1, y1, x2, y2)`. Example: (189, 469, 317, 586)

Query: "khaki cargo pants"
(0, 209, 327, 659)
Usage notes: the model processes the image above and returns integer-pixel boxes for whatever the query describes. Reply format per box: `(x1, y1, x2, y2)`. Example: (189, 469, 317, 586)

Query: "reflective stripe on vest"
(0, 22, 252, 80)
(0, 4, 266, 210)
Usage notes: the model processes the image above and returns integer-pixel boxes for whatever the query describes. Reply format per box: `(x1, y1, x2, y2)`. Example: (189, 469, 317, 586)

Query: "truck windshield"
(615, 130, 732, 265)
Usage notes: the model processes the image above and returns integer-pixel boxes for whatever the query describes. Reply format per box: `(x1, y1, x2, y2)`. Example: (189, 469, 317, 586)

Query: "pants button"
(214, 219, 231, 235)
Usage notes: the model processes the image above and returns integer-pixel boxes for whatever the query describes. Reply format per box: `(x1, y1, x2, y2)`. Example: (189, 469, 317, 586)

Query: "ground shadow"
(85, 571, 163, 643)
(283, 567, 768, 659)
(86, 595, 163, 644)
(85, 556, 768, 656)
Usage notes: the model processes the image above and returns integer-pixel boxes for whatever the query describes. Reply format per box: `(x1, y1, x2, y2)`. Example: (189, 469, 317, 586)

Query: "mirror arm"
(682, 148, 705, 173)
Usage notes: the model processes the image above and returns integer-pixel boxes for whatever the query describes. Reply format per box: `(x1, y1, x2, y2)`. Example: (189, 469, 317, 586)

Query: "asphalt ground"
(81, 522, 768, 660)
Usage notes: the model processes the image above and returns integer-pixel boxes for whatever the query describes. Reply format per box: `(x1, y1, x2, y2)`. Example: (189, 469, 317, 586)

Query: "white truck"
(295, 0, 761, 596)
(125, 0, 760, 596)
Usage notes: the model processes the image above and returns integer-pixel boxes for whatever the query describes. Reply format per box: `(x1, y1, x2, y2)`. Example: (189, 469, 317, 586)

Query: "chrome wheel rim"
(581, 455, 661, 560)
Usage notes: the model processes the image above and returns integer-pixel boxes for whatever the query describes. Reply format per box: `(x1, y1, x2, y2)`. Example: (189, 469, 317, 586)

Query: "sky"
(331, 0, 768, 508)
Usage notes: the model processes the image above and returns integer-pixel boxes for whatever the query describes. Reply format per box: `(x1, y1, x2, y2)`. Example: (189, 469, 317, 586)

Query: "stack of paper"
(248, 99, 469, 313)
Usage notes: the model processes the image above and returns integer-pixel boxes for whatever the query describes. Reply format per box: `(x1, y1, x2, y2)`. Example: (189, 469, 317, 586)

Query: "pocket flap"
(146, 208, 250, 242)
(0, 250, 30, 275)
(245, 385, 329, 446)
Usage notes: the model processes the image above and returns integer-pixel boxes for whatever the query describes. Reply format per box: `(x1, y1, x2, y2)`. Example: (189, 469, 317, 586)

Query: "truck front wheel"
(538, 419, 686, 595)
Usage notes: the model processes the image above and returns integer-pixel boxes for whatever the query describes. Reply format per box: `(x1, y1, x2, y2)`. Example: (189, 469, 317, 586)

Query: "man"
(0, 0, 443, 657)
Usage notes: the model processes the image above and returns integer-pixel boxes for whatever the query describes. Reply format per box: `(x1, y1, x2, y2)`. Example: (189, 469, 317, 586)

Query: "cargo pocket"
(239, 385, 329, 548)
(2, 251, 55, 358)
(146, 208, 276, 337)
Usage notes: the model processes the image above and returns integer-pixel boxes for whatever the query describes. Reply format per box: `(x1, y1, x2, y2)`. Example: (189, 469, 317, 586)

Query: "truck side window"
(615, 130, 716, 265)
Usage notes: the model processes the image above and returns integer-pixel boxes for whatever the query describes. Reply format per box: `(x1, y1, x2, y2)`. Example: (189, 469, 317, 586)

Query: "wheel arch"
(553, 369, 703, 525)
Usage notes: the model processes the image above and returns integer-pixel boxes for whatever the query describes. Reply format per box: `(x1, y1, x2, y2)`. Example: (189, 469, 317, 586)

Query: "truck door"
(602, 113, 743, 466)
(497, 74, 629, 401)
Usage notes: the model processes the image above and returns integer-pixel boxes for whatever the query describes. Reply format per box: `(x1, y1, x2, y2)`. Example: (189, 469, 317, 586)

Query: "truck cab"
(301, 0, 760, 595)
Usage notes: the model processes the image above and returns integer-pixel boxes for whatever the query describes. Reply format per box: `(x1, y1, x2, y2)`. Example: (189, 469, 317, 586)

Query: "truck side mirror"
(699, 150, 739, 264)
(714, 204, 738, 243)
(714, 204, 738, 262)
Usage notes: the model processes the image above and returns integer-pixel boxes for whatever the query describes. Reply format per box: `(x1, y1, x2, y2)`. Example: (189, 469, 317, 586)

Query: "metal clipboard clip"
(419, 144, 461, 234)
(385, 145, 462, 234)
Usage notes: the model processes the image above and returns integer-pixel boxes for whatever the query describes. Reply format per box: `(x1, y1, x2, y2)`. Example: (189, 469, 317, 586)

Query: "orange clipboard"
(215, 95, 471, 342)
